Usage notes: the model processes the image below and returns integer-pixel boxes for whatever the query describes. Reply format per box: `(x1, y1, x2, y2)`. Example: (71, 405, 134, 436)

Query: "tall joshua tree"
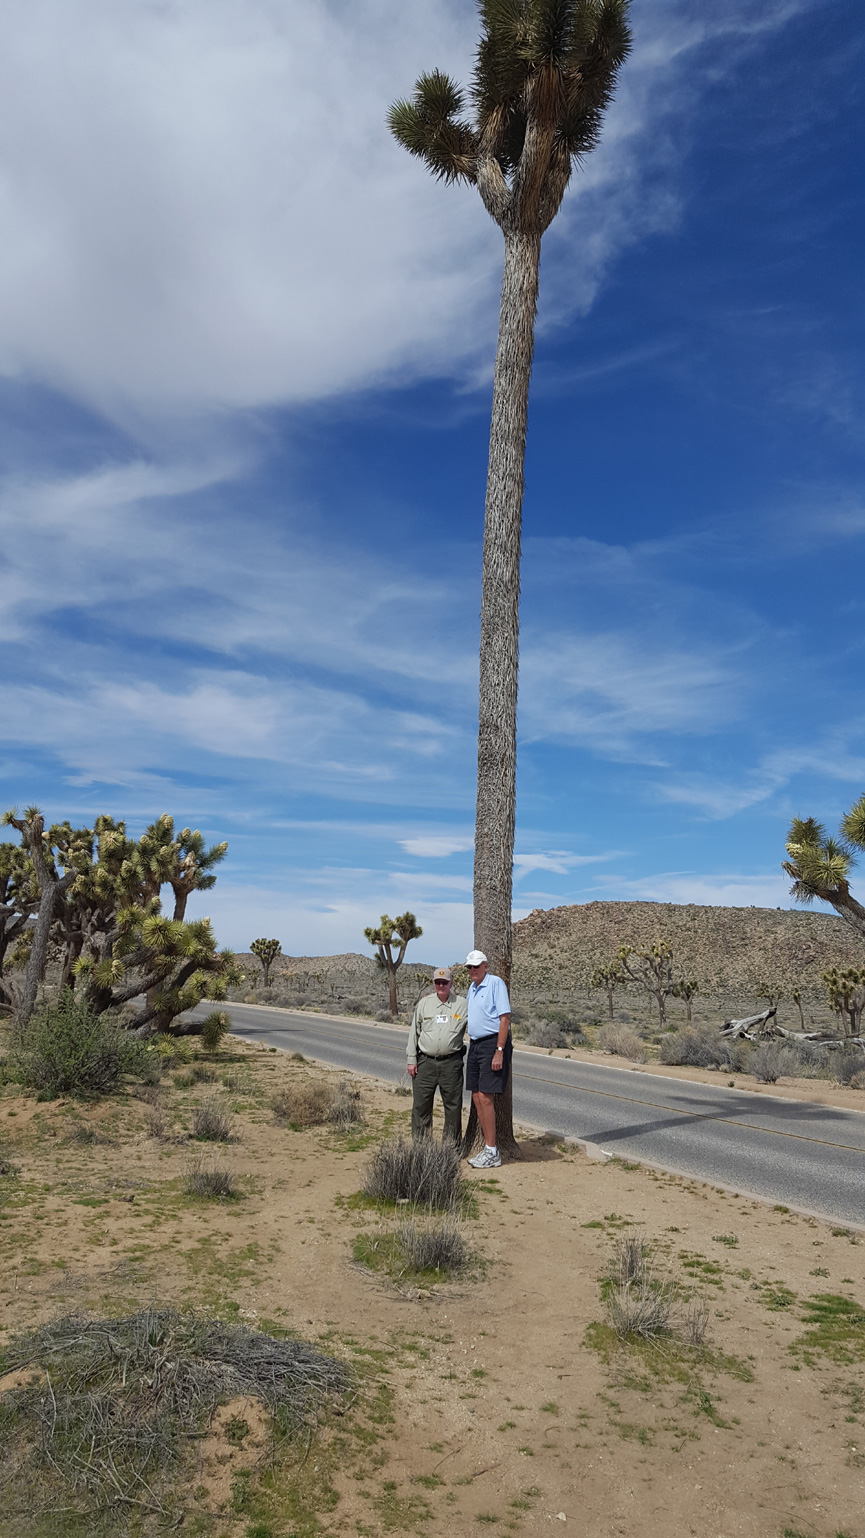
(390, 2, 631, 985)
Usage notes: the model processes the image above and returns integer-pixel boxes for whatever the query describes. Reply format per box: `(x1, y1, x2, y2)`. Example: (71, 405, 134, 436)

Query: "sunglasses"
(434, 978, 450, 985)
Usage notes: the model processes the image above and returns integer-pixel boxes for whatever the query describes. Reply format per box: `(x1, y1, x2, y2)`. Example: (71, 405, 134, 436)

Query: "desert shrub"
(396, 1214, 468, 1275)
(183, 1155, 239, 1199)
(598, 1023, 647, 1062)
(190, 1063, 218, 1084)
(272, 1081, 335, 1127)
(271, 1077, 362, 1130)
(750, 1043, 800, 1083)
(341, 997, 367, 1016)
(200, 1011, 231, 1053)
(13, 993, 149, 1099)
(0, 1308, 348, 1518)
(143, 1101, 167, 1139)
(0, 1148, 19, 1177)
(527, 1020, 569, 1049)
(362, 1136, 463, 1210)
(830, 1046, 865, 1086)
(191, 1096, 235, 1142)
(66, 1120, 114, 1146)
(659, 1025, 726, 1069)
(329, 1079, 364, 1131)
(375, 1009, 394, 1022)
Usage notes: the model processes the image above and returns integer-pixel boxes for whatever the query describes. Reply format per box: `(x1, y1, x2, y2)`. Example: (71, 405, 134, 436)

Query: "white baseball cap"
(466, 950, 487, 966)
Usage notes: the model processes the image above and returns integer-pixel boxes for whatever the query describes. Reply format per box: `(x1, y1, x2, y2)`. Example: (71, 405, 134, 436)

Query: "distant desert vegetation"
(234, 900, 864, 1033)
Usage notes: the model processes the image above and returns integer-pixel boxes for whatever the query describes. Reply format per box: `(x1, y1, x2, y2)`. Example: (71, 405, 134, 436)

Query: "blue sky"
(1, 0, 863, 961)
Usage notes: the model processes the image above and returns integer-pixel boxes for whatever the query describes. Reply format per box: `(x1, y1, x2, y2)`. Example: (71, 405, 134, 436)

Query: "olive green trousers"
(411, 1052, 464, 1144)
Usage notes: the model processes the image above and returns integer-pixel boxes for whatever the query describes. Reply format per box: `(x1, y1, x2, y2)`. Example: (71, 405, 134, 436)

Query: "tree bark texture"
(473, 229, 541, 985)
(462, 1075, 519, 1159)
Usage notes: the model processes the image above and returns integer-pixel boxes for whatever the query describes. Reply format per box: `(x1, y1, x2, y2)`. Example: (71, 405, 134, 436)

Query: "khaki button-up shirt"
(406, 991, 468, 1066)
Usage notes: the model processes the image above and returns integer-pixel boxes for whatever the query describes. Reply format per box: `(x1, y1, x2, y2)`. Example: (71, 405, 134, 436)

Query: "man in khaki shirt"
(406, 967, 468, 1144)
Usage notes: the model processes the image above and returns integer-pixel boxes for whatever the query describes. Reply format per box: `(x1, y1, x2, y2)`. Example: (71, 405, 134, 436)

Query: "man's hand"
(407, 1064, 418, 1078)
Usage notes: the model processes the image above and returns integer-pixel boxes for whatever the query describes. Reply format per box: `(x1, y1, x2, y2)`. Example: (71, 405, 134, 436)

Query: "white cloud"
(595, 870, 795, 908)
(196, 878, 474, 960)
(0, 0, 816, 426)
(399, 833, 474, 859)
(512, 850, 620, 878)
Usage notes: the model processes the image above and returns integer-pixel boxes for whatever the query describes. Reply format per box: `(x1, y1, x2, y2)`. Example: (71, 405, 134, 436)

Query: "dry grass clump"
(607, 1277, 674, 1340)
(65, 1120, 115, 1146)
(272, 1076, 363, 1130)
(830, 1046, 865, 1086)
(749, 1043, 800, 1083)
(680, 1294, 711, 1346)
(604, 1232, 710, 1348)
(0, 1308, 349, 1519)
(191, 1096, 235, 1142)
(526, 1020, 570, 1049)
(362, 1136, 463, 1210)
(329, 1079, 363, 1130)
(396, 1213, 468, 1275)
(598, 1023, 647, 1062)
(183, 1154, 239, 1200)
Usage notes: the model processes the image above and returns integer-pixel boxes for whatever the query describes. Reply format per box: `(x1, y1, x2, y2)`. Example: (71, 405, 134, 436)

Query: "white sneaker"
(468, 1147, 501, 1169)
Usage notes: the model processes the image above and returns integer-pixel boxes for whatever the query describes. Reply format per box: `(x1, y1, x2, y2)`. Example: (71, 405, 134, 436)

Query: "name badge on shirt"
(435, 1013, 448, 1024)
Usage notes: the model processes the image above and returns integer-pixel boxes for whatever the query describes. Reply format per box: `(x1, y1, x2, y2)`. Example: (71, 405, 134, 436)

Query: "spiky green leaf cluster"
(783, 797, 865, 947)
(389, 0, 630, 220)
(783, 816, 855, 905)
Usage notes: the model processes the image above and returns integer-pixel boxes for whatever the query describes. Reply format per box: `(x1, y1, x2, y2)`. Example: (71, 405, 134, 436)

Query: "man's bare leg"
(473, 1090, 497, 1148)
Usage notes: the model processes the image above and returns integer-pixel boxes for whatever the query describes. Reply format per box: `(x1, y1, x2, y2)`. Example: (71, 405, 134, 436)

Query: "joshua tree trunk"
(473, 230, 540, 987)
(387, 965, 398, 1019)
(9, 813, 74, 1025)
(465, 231, 540, 1162)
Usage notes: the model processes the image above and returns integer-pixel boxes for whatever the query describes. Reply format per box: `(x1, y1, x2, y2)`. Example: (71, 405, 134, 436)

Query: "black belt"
(417, 1049, 464, 1060)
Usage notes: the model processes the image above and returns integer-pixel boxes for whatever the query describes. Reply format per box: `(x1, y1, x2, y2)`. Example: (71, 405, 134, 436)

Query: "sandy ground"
(1, 1039, 864, 1538)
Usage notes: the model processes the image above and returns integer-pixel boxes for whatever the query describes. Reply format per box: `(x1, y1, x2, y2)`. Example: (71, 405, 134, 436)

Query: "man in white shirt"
(464, 949, 512, 1169)
(406, 967, 468, 1143)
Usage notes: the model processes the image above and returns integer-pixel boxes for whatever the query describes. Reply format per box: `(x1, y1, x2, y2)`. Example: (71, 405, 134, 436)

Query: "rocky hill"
(511, 901, 864, 1027)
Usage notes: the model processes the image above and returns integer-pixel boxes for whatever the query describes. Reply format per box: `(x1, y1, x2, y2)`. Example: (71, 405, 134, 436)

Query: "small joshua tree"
(672, 978, 699, 1026)
(590, 961, 624, 1021)
(618, 941, 675, 1029)
(364, 913, 423, 1018)
(823, 966, 865, 1037)
(791, 985, 806, 1030)
(250, 938, 282, 989)
(756, 981, 784, 1009)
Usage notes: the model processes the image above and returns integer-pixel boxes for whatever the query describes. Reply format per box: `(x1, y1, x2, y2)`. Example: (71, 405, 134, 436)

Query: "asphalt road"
(199, 1002, 865, 1226)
